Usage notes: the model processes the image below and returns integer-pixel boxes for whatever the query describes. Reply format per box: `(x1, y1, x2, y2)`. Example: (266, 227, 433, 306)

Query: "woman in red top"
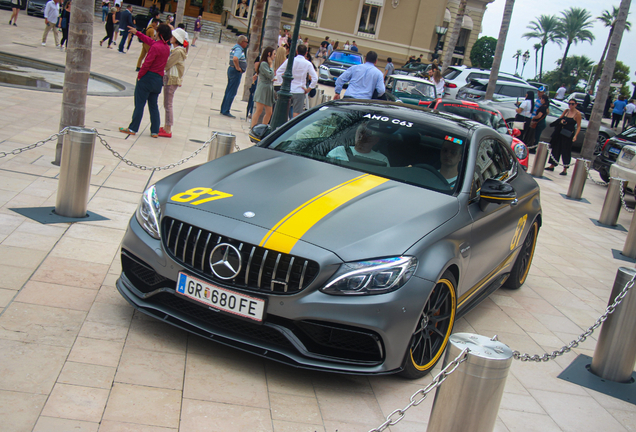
(120, 23, 172, 137)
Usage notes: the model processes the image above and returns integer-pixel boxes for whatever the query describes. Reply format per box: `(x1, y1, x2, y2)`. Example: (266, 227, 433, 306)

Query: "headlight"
(514, 142, 528, 160)
(135, 185, 161, 239)
(321, 257, 417, 295)
(320, 65, 329, 71)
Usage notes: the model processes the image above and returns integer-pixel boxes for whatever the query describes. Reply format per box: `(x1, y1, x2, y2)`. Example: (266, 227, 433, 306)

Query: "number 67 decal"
(510, 214, 527, 250)
(171, 187, 233, 205)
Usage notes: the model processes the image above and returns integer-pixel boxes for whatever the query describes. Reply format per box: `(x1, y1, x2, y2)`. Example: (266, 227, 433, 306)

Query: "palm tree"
(590, 6, 632, 89)
(442, 0, 467, 72)
(533, 43, 541, 78)
(522, 15, 560, 81)
(513, 49, 522, 75)
(484, 0, 515, 101)
(55, 0, 94, 165)
(581, 0, 630, 161)
(241, 0, 266, 102)
(555, 7, 595, 72)
(261, 0, 284, 53)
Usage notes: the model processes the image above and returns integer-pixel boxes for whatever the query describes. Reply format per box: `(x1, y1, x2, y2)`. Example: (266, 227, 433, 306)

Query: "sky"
(480, 0, 635, 86)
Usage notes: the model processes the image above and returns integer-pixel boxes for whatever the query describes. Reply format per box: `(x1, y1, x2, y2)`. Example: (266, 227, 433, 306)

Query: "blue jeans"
(118, 28, 129, 52)
(102, 6, 108, 21)
(128, 72, 163, 134)
(220, 67, 243, 115)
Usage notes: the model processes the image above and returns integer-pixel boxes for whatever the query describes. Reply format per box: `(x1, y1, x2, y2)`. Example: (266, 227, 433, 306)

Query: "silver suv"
(443, 66, 529, 99)
(456, 78, 537, 101)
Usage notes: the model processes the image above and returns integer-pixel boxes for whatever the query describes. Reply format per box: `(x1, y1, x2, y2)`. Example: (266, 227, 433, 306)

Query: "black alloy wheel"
(504, 220, 539, 289)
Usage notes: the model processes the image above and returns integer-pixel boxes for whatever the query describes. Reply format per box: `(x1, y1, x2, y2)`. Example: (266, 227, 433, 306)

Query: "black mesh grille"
(294, 321, 383, 362)
(122, 252, 171, 293)
(161, 217, 320, 295)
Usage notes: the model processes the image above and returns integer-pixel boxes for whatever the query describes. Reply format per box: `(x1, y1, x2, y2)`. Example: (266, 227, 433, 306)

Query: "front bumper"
(117, 215, 434, 374)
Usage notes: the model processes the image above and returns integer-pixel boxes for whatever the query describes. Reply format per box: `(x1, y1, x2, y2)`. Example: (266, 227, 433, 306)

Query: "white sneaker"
(41, 42, 46, 46)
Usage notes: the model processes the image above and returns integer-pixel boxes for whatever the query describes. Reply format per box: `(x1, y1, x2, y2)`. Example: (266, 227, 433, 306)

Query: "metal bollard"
(598, 178, 623, 226)
(566, 158, 589, 200)
(55, 127, 96, 218)
(590, 267, 636, 382)
(530, 142, 549, 177)
(309, 89, 324, 109)
(321, 95, 332, 104)
(427, 333, 513, 432)
(218, 30, 222, 43)
(622, 211, 636, 259)
(208, 132, 235, 161)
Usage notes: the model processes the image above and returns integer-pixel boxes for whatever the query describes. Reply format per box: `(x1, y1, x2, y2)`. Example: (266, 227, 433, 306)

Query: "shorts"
(291, 93, 306, 114)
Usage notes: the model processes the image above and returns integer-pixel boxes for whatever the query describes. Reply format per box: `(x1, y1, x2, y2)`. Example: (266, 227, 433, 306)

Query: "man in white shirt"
(275, 44, 318, 118)
(623, 99, 636, 130)
(41, 0, 61, 47)
(334, 51, 385, 100)
(555, 84, 566, 100)
(327, 122, 389, 166)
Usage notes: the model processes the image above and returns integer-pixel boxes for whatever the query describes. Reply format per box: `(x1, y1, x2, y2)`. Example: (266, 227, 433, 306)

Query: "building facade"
(225, 0, 494, 67)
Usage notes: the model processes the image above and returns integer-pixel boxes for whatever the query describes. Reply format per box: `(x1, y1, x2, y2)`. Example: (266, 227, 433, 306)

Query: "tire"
(504, 220, 539, 290)
(599, 169, 610, 184)
(595, 133, 609, 156)
(400, 271, 457, 379)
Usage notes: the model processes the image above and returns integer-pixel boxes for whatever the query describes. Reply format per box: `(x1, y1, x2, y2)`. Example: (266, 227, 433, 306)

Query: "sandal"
(119, 127, 136, 135)
(100, 40, 103, 47)
(544, 166, 554, 171)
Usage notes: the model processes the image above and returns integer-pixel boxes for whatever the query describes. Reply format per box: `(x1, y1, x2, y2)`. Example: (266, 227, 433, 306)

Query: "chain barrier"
(581, 159, 610, 186)
(96, 131, 219, 171)
(617, 179, 635, 213)
(547, 151, 572, 169)
(512, 272, 636, 362)
(367, 348, 470, 432)
(0, 127, 69, 158)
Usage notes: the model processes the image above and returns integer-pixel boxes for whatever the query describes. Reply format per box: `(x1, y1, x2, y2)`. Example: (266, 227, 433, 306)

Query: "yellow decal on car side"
(260, 174, 389, 254)
(171, 187, 233, 205)
(510, 214, 527, 250)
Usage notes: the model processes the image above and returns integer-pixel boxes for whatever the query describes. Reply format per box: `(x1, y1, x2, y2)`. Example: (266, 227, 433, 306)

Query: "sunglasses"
(568, 102, 577, 105)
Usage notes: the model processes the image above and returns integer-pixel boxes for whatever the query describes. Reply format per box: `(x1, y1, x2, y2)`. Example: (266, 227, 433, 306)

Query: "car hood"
(165, 147, 459, 261)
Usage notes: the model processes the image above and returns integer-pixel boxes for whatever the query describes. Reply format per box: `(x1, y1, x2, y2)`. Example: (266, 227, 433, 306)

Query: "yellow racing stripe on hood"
(260, 174, 389, 254)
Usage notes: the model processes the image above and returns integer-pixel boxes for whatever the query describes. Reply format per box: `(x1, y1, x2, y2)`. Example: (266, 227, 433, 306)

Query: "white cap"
(172, 28, 187, 44)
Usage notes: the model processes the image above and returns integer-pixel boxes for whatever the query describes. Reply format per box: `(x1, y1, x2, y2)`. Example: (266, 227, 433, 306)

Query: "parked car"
(609, 145, 636, 197)
(429, 99, 528, 169)
(593, 126, 636, 182)
(393, 62, 430, 77)
(457, 79, 537, 102)
(385, 75, 437, 106)
(318, 50, 363, 85)
(482, 98, 616, 153)
(26, 0, 46, 16)
(119, 100, 541, 379)
(443, 66, 530, 99)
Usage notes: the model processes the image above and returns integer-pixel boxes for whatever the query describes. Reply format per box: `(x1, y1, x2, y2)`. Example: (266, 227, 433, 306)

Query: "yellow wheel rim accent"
(410, 278, 456, 371)
(518, 222, 538, 285)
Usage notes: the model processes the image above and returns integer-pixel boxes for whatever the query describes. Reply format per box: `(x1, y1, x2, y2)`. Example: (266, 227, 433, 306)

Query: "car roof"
(388, 75, 435, 84)
(469, 78, 534, 88)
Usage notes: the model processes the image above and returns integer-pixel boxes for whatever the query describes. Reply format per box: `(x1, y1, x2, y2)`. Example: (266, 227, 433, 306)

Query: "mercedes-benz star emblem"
(209, 243, 242, 280)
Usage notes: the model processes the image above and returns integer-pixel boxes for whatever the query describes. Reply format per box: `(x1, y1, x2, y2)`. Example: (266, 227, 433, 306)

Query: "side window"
(472, 138, 515, 199)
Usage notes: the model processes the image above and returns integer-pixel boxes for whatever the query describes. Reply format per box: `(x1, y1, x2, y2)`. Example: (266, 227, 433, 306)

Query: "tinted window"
(466, 82, 488, 91)
(472, 138, 515, 198)
(620, 127, 636, 140)
(328, 52, 363, 65)
(392, 79, 436, 99)
(267, 106, 469, 194)
(435, 103, 504, 130)
(443, 68, 463, 80)
(498, 85, 526, 98)
(466, 72, 489, 82)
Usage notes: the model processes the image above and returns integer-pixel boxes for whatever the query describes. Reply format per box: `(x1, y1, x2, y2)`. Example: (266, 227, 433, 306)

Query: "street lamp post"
(433, 25, 448, 61)
(269, 0, 305, 130)
(520, 50, 530, 78)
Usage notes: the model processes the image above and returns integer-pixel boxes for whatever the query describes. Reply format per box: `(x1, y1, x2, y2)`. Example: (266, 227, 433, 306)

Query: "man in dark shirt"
(120, 23, 172, 137)
(582, 89, 593, 115)
(220, 35, 248, 118)
(118, 5, 134, 53)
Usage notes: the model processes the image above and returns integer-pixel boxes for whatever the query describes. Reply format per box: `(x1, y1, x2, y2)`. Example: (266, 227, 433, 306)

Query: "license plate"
(609, 147, 621, 155)
(622, 152, 634, 162)
(176, 273, 265, 322)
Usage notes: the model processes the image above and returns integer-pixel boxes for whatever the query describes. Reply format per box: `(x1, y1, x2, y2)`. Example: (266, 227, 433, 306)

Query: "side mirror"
(479, 178, 516, 210)
(248, 124, 270, 144)
(511, 128, 521, 137)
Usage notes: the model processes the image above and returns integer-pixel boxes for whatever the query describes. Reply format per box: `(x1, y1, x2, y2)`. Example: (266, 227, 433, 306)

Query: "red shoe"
(159, 127, 166, 133)
(158, 130, 172, 138)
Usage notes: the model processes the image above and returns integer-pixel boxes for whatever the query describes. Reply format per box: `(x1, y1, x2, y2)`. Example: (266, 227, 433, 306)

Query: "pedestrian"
(100, 7, 117, 48)
(515, 90, 534, 144)
(9, 0, 19, 26)
(531, 93, 550, 147)
(278, 29, 289, 47)
(101, 0, 109, 23)
(59, 0, 71, 51)
(623, 99, 636, 130)
(166, 14, 174, 29)
(545, 99, 581, 176)
(275, 44, 317, 118)
(117, 4, 134, 53)
(251, 47, 276, 128)
(350, 41, 358, 52)
(220, 35, 248, 118)
(158, 28, 187, 138)
(192, 15, 201, 47)
(416, 54, 423, 63)
(325, 36, 333, 57)
(344, 40, 350, 50)
(41, 0, 61, 47)
(112, 4, 121, 44)
(119, 23, 172, 137)
(555, 83, 566, 101)
(383, 57, 394, 82)
(332, 41, 339, 51)
(135, 18, 159, 71)
(428, 65, 445, 97)
(315, 41, 327, 67)
(177, 22, 189, 53)
(582, 88, 593, 115)
(611, 95, 627, 129)
(303, 37, 309, 47)
(334, 50, 385, 100)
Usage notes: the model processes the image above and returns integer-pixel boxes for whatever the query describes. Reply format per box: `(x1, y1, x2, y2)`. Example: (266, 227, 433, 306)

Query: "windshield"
(435, 102, 507, 131)
(328, 52, 363, 65)
(392, 79, 436, 100)
(266, 106, 469, 194)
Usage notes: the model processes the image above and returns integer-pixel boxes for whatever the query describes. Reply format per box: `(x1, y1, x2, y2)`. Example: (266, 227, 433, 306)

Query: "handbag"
(513, 121, 525, 130)
(560, 129, 573, 138)
(530, 120, 538, 129)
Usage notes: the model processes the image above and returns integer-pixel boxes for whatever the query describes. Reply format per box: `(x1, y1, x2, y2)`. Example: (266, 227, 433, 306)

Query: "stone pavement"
(0, 11, 635, 432)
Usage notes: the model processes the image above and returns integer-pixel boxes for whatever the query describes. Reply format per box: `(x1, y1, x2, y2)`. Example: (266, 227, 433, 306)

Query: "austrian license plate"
(622, 152, 634, 162)
(609, 147, 621, 155)
(176, 273, 265, 322)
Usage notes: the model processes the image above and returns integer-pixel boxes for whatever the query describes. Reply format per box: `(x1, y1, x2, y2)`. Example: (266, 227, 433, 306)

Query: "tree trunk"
(539, 43, 545, 81)
(441, 0, 466, 72)
(241, 0, 266, 101)
(54, 0, 93, 165)
(175, 0, 186, 27)
(559, 41, 572, 71)
(580, 0, 631, 160)
(484, 0, 515, 100)
(590, 28, 613, 90)
(262, 0, 283, 54)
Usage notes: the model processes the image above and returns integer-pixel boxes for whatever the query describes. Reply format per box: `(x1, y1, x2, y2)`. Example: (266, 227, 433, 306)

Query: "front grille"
(161, 217, 320, 295)
(329, 68, 344, 77)
(122, 251, 172, 293)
